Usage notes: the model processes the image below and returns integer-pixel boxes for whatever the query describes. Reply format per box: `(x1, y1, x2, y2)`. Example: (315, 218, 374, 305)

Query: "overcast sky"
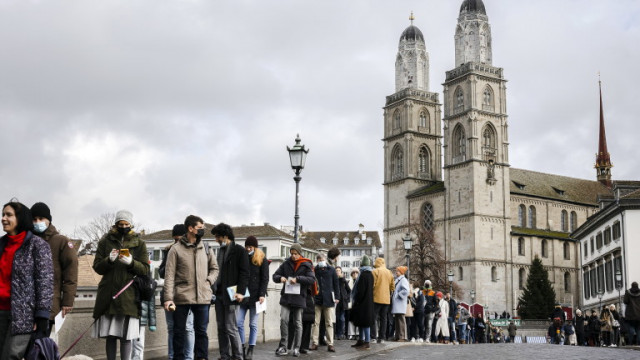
(1, 0, 639, 239)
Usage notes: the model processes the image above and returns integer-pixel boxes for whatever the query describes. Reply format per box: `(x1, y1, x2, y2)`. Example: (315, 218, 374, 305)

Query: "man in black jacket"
(212, 223, 249, 360)
(309, 254, 339, 352)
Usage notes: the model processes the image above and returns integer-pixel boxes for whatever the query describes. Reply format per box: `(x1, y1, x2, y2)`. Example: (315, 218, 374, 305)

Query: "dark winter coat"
(92, 228, 149, 319)
(351, 269, 374, 327)
(39, 224, 78, 321)
(273, 257, 316, 308)
(336, 277, 351, 308)
(215, 241, 250, 306)
(314, 265, 339, 307)
(423, 289, 438, 314)
(573, 314, 585, 334)
(587, 314, 601, 335)
(624, 286, 640, 321)
(302, 288, 316, 323)
(413, 291, 425, 314)
(448, 298, 458, 318)
(243, 251, 269, 305)
(0, 231, 53, 335)
(551, 307, 566, 323)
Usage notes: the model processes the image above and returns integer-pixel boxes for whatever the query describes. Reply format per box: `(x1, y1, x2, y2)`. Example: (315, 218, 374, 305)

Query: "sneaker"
(276, 346, 288, 356)
(410, 338, 416, 343)
(418, 338, 424, 343)
(378, 339, 385, 344)
(293, 348, 300, 357)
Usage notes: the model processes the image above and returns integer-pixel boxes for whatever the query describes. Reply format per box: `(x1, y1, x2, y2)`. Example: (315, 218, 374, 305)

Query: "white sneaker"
(410, 338, 416, 343)
(418, 338, 424, 343)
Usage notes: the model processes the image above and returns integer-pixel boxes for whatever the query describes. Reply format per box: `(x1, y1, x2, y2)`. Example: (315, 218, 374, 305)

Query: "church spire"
(595, 76, 613, 187)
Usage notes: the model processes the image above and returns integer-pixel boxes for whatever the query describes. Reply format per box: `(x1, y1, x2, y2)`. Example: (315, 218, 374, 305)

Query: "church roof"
(511, 226, 572, 240)
(510, 168, 612, 206)
(302, 230, 382, 249)
(460, 0, 487, 15)
(406, 181, 445, 199)
(400, 25, 424, 43)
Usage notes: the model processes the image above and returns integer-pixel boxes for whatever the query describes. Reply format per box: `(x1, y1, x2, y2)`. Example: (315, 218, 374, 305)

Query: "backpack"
(25, 338, 60, 360)
(134, 273, 157, 302)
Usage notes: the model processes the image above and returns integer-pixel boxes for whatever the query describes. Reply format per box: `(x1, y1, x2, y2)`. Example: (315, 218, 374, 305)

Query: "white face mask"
(33, 221, 47, 234)
(317, 261, 326, 268)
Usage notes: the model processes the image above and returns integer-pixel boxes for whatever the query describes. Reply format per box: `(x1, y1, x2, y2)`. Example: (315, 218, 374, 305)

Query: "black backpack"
(134, 273, 157, 302)
(25, 338, 60, 360)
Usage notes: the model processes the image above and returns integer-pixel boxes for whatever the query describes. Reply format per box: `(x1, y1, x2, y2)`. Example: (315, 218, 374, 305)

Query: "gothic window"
(563, 242, 570, 260)
(519, 268, 525, 290)
(483, 86, 494, 106)
(422, 202, 434, 232)
(561, 210, 569, 232)
(418, 145, 431, 178)
(393, 109, 401, 130)
(455, 87, 464, 108)
(541, 239, 548, 258)
(419, 109, 429, 130)
(481, 124, 496, 161)
(518, 204, 526, 227)
(528, 206, 536, 229)
(391, 145, 404, 181)
(564, 272, 571, 292)
(458, 267, 464, 281)
(570, 211, 577, 232)
(491, 266, 497, 282)
(518, 237, 525, 256)
(453, 124, 466, 163)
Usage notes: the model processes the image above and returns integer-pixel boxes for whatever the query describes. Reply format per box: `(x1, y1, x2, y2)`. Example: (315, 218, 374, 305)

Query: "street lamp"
(470, 289, 476, 317)
(597, 288, 604, 313)
(287, 134, 309, 243)
(447, 269, 454, 297)
(402, 233, 413, 281)
(615, 270, 623, 312)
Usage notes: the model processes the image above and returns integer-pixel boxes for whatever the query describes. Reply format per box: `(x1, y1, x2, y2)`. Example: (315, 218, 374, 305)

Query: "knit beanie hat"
(424, 279, 432, 288)
(245, 236, 259, 248)
(396, 266, 408, 275)
(115, 210, 133, 225)
(172, 224, 186, 237)
(30, 202, 52, 222)
(360, 254, 371, 267)
(290, 243, 303, 255)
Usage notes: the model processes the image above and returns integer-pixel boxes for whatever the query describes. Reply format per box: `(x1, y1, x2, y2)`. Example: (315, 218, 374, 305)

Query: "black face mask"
(118, 227, 131, 236)
(196, 229, 205, 238)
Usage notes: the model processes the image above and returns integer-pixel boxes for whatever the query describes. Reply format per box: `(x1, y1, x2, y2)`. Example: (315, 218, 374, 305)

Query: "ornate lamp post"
(402, 233, 413, 281)
(287, 134, 309, 243)
(597, 288, 605, 313)
(470, 289, 476, 317)
(615, 270, 623, 311)
(447, 269, 454, 297)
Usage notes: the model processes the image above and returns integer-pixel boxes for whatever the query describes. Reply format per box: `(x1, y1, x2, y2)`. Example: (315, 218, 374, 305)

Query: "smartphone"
(119, 248, 130, 257)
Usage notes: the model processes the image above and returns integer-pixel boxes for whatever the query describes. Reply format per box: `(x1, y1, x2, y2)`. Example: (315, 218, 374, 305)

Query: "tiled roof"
(621, 188, 640, 200)
(142, 223, 293, 241)
(77, 255, 101, 287)
(510, 168, 612, 206)
(301, 230, 382, 249)
(407, 181, 445, 199)
(511, 226, 572, 240)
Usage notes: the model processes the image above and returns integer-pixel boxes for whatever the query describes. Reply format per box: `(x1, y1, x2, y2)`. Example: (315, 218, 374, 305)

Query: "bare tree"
(74, 212, 115, 255)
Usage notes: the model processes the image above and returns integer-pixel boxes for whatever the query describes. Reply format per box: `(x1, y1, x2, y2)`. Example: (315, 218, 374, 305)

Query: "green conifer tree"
(517, 255, 556, 319)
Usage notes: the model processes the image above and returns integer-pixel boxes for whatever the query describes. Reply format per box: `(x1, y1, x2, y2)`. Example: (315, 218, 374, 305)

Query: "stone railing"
(385, 88, 439, 105)
(446, 62, 504, 81)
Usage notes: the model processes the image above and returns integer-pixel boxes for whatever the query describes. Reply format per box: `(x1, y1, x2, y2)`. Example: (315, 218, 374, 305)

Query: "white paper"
(54, 311, 65, 333)
(284, 283, 301, 294)
(256, 298, 267, 314)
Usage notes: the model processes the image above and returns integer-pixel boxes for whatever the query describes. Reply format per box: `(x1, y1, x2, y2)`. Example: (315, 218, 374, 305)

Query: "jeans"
(448, 317, 457, 341)
(359, 327, 371, 342)
(312, 305, 335, 346)
(279, 306, 303, 350)
(166, 309, 194, 360)
(335, 304, 346, 338)
(174, 304, 210, 360)
(457, 323, 467, 342)
(237, 303, 259, 346)
(411, 312, 424, 340)
(424, 313, 435, 341)
(215, 302, 242, 360)
(628, 320, 640, 345)
(372, 303, 389, 340)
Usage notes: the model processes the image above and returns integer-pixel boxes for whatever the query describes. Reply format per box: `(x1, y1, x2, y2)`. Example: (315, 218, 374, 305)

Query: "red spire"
(595, 77, 612, 187)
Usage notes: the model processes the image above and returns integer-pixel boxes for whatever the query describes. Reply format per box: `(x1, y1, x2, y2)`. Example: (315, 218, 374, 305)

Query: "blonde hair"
(251, 247, 265, 266)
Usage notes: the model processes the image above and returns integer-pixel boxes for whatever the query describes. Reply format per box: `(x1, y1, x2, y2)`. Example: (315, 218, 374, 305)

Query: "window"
(583, 270, 590, 299)
(281, 245, 290, 258)
(353, 249, 362, 257)
(341, 261, 350, 268)
(341, 249, 350, 256)
(152, 249, 161, 261)
(353, 261, 360, 268)
(597, 263, 605, 294)
(367, 237, 372, 245)
(453, 125, 466, 163)
(583, 241, 588, 259)
(333, 238, 338, 245)
(419, 110, 429, 130)
(393, 110, 401, 130)
(418, 146, 431, 178)
(491, 266, 497, 282)
(518, 237, 525, 256)
(590, 267, 597, 297)
(613, 221, 621, 240)
(564, 272, 571, 292)
(458, 267, 464, 281)
(519, 268, 525, 290)
(570, 211, 578, 232)
(590, 237, 594, 254)
(422, 202, 435, 231)
(320, 237, 326, 244)
(541, 239, 548, 258)
(354, 237, 359, 245)
(343, 236, 349, 246)
(481, 124, 496, 160)
(518, 204, 526, 227)
(605, 260, 613, 292)
(563, 242, 570, 260)
(604, 227, 611, 245)
(455, 87, 464, 108)
(615, 257, 623, 287)
(483, 86, 493, 109)
(596, 233, 603, 250)
(391, 145, 404, 180)
(528, 206, 536, 229)
(561, 210, 569, 232)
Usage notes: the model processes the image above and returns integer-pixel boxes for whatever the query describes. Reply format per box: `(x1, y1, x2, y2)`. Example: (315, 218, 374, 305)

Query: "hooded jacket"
(273, 256, 315, 308)
(372, 258, 395, 305)
(624, 285, 640, 321)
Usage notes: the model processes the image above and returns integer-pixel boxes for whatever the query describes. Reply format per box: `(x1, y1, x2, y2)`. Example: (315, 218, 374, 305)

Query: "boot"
(245, 346, 254, 360)
(357, 342, 370, 350)
(242, 345, 247, 360)
(351, 340, 364, 348)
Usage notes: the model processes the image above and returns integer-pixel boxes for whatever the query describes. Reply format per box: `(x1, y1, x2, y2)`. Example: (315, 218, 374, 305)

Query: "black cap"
(172, 224, 186, 237)
(30, 202, 52, 222)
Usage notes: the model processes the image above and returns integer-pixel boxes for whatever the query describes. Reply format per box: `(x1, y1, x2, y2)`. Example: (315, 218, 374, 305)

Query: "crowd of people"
(1, 200, 639, 360)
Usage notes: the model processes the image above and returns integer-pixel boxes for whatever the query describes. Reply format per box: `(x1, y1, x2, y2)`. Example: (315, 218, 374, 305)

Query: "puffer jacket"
(163, 236, 219, 305)
(93, 228, 149, 319)
(139, 280, 157, 327)
(372, 258, 395, 304)
(624, 285, 640, 321)
(0, 231, 53, 335)
(39, 224, 78, 321)
(273, 257, 315, 308)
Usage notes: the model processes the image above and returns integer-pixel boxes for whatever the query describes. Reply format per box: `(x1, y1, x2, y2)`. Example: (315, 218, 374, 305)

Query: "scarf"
(351, 266, 373, 301)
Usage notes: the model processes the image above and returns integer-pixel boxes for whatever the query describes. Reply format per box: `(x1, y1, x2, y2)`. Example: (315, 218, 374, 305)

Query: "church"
(382, 0, 620, 316)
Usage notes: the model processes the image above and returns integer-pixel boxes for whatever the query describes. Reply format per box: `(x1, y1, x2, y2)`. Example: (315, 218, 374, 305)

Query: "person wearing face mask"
(164, 215, 219, 360)
(211, 223, 249, 360)
(92, 210, 149, 360)
(30, 202, 78, 339)
(237, 236, 269, 360)
(309, 254, 339, 352)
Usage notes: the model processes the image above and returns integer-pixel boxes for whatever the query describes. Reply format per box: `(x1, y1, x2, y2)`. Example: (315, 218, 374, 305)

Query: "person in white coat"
(391, 266, 410, 341)
(434, 292, 450, 343)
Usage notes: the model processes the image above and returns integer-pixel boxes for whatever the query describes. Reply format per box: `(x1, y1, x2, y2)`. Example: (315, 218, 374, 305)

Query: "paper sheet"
(256, 298, 267, 313)
(54, 311, 65, 333)
(284, 283, 301, 294)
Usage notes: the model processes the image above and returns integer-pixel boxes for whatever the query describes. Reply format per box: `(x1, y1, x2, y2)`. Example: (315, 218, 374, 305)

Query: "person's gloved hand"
(34, 317, 49, 339)
(149, 326, 157, 332)
(119, 254, 132, 265)
(109, 249, 119, 263)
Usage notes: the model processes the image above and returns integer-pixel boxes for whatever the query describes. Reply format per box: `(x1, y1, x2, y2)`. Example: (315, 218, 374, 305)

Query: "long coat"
(351, 269, 374, 327)
(93, 228, 149, 319)
(40, 224, 78, 321)
(273, 257, 315, 308)
(215, 241, 250, 306)
(434, 298, 450, 337)
(391, 275, 409, 315)
(313, 265, 339, 307)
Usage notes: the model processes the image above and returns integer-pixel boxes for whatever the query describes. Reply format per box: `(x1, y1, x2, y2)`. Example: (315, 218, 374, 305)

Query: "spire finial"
(595, 74, 613, 187)
(409, 11, 415, 25)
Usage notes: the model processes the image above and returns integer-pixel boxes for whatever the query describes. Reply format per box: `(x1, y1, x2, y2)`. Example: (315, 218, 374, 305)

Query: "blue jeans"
(174, 304, 210, 360)
(166, 309, 194, 360)
(457, 323, 467, 342)
(359, 327, 371, 342)
(237, 303, 258, 346)
(448, 317, 457, 341)
(335, 305, 346, 338)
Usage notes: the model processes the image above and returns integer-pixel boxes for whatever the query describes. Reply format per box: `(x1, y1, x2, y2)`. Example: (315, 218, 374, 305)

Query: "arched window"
(491, 266, 497, 282)
(570, 211, 578, 232)
(561, 210, 569, 232)
(481, 124, 497, 161)
(422, 202, 434, 231)
(541, 239, 548, 258)
(518, 237, 525, 256)
(391, 145, 404, 180)
(564, 272, 571, 292)
(419, 110, 429, 130)
(418, 146, 431, 178)
(458, 266, 464, 281)
(519, 268, 525, 290)
(483, 86, 494, 106)
(453, 124, 466, 163)
(528, 206, 536, 229)
(393, 110, 401, 130)
(563, 242, 570, 260)
(518, 204, 526, 227)
(455, 87, 464, 108)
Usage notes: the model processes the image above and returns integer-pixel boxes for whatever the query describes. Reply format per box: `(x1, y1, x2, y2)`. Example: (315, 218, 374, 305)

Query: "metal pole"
(293, 170, 301, 243)
(406, 251, 410, 282)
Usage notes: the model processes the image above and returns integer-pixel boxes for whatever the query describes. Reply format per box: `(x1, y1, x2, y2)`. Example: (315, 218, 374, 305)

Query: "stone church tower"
(383, 13, 442, 259)
(442, 0, 511, 310)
